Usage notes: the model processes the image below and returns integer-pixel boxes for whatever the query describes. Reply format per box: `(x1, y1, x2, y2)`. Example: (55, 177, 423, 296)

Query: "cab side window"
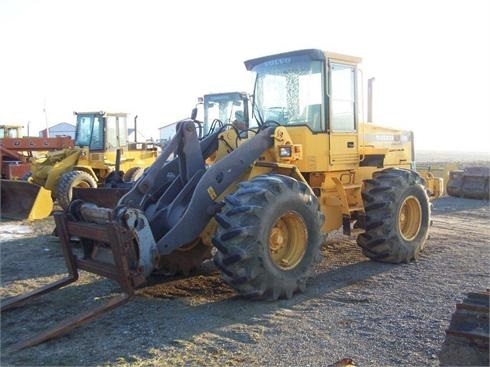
(90, 117, 104, 150)
(330, 63, 356, 132)
(106, 116, 118, 149)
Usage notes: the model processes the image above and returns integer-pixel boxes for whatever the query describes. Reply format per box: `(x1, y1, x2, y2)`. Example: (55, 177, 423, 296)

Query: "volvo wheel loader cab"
(0, 111, 158, 219)
(1, 49, 442, 350)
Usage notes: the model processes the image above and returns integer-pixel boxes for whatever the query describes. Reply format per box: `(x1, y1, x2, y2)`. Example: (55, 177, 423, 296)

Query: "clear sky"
(1, 0, 489, 152)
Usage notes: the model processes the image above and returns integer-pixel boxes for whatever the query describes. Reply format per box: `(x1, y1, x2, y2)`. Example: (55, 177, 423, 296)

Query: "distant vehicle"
(1, 111, 158, 220)
(446, 166, 489, 200)
(158, 91, 251, 146)
(193, 91, 251, 136)
(0, 124, 23, 138)
(0, 124, 73, 180)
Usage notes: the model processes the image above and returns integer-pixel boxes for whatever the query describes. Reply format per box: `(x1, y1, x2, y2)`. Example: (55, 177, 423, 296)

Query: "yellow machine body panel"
(76, 148, 157, 181)
(359, 122, 413, 169)
(43, 148, 84, 191)
(29, 148, 83, 188)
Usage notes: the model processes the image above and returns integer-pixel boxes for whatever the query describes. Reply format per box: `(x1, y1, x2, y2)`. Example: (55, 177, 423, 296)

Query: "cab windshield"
(75, 114, 104, 150)
(252, 56, 324, 131)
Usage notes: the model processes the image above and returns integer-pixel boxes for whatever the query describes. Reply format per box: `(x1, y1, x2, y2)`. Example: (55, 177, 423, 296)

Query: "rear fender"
(422, 172, 444, 199)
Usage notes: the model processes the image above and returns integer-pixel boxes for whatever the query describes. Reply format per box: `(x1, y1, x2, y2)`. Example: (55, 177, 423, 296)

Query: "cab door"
(328, 62, 359, 169)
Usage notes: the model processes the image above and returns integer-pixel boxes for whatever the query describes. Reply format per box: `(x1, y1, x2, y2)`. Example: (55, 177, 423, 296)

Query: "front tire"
(156, 239, 212, 276)
(56, 170, 97, 210)
(213, 174, 324, 300)
(357, 168, 430, 263)
(123, 167, 144, 183)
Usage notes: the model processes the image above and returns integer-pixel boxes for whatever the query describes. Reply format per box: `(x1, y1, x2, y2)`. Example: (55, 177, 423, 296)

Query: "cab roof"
(73, 111, 128, 117)
(244, 49, 362, 71)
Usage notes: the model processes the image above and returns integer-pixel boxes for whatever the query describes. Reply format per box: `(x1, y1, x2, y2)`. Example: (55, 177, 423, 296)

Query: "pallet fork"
(1, 211, 146, 352)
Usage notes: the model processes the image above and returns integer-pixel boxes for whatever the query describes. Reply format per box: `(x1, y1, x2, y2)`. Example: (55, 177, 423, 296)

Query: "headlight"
(279, 146, 292, 158)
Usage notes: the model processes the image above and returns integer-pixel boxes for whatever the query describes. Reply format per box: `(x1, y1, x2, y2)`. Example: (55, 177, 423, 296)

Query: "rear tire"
(213, 174, 324, 300)
(356, 168, 430, 263)
(123, 167, 144, 183)
(56, 170, 97, 210)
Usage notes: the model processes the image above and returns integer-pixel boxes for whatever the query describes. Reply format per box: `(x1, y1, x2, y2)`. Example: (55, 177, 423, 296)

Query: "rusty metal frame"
(1, 211, 145, 352)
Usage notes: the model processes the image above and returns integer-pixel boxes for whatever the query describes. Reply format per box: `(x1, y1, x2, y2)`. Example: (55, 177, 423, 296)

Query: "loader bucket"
(0, 180, 53, 220)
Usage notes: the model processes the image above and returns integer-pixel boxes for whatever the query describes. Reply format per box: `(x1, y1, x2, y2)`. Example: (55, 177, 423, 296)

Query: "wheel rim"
(398, 195, 422, 241)
(268, 211, 307, 270)
(75, 180, 93, 189)
(176, 238, 200, 252)
(68, 180, 93, 202)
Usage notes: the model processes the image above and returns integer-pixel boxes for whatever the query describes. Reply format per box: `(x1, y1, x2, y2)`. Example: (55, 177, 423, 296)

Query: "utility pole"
(43, 98, 49, 137)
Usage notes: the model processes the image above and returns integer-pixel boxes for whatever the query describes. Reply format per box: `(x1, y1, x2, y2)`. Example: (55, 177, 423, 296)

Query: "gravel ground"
(1, 196, 489, 366)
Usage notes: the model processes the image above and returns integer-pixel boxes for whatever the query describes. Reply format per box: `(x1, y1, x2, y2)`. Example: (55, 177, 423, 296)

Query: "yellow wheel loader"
(2, 49, 443, 351)
(196, 92, 251, 135)
(0, 111, 158, 220)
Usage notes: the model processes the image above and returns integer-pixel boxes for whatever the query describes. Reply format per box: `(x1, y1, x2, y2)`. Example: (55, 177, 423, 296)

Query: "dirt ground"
(0, 195, 489, 366)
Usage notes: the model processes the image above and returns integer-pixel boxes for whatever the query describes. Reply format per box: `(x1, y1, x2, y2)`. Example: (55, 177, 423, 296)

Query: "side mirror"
(191, 107, 198, 120)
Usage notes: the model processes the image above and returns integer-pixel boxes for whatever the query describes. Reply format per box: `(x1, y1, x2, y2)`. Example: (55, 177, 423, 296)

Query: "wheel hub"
(269, 228, 285, 252)
(75, 180, 92, 189)
(269, 211, 307, 270)
(398, 195, 422, 241)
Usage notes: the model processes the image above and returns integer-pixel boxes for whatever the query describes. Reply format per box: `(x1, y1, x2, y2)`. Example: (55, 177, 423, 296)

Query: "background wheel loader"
(0, 111, 158, 220)
(194, 91, 251, 136)
(2, 49, 443, 351)
(0, 125, 29, 179)
(0, 124, 74, 180)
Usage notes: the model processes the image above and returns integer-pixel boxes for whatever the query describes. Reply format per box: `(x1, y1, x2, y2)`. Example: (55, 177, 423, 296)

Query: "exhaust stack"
(134, 115, 138, 143)
(367, 77, 375, 122)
